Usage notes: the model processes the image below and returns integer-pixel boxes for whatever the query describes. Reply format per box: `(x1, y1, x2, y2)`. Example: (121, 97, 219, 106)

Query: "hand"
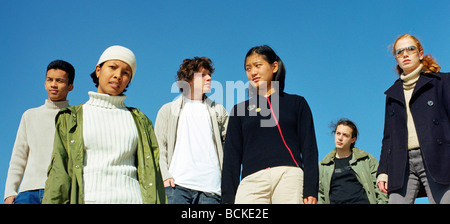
(377, 181, 388, 194)
(4, 196, 15, 204)
(303, 196, 317, 204)
(164, 178, 175, 188)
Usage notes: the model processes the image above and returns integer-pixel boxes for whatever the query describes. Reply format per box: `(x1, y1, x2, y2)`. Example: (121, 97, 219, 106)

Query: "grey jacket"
(154, 95, 228, 181)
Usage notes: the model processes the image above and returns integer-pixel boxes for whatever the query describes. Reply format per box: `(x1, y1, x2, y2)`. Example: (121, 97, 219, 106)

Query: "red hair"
(392, 34, 441, 75)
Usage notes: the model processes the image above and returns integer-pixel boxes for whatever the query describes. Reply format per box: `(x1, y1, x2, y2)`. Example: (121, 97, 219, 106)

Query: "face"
(394, 37, 424, 75)
(334, 124, 356, 151)
(189, 67, 212, 94)
(45, 69, 73, 102)
(96, 60, 132, 96)
(245, 53, 278, 92)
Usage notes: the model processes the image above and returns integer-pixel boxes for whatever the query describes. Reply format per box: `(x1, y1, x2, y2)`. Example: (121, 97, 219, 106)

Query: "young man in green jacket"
(318, 119, 387, 204)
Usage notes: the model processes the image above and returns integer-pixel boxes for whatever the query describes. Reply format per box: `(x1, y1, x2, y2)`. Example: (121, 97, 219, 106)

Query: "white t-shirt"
(169, 98, 221, 195)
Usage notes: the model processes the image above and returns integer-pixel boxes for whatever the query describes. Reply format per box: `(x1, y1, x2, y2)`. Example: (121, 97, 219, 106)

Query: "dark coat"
(377, 72, 450, 193)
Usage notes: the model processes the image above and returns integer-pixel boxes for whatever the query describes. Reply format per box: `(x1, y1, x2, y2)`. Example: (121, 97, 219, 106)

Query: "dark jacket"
(377, 72, 450, 193)
(222, 92, 319, 203)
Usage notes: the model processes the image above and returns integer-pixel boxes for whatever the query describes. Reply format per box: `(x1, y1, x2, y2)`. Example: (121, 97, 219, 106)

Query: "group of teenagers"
(4, 33, 450, 204)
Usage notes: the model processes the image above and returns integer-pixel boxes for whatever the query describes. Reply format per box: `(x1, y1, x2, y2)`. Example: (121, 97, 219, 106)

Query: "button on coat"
(378, 72, 450, 193)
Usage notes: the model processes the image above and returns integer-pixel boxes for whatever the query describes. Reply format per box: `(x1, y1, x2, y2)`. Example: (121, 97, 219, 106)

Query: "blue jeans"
(165, 185, 221, 204)
(13, 189, 45, 204)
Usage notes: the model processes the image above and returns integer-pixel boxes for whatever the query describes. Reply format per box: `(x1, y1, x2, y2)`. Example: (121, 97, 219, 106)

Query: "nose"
(250, 67, 258, 76)
(113, 70, 123, 81)
(400, 50, 409, 58)
(50, 80, 57, 87)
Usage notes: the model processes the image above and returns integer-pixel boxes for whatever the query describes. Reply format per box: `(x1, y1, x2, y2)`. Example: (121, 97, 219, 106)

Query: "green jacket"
(318, 147, 388, 204)
(42, 105, 167, 204)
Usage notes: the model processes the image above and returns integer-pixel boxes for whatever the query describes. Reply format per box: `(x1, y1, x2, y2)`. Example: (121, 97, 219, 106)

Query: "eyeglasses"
(395, 45, 418, 58)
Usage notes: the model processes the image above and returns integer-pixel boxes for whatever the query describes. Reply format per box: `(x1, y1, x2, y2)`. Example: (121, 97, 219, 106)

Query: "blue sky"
(1, 0, 449, 204)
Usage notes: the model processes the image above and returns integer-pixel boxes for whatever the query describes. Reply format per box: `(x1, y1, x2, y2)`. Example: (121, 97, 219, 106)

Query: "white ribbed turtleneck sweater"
(82, 91, 142, 204)
(400, 64, 423, 150)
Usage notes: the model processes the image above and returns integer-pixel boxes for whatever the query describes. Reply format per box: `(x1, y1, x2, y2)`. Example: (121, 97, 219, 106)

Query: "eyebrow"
(111, 62, 132, 72)
(47, 77, 66, 81)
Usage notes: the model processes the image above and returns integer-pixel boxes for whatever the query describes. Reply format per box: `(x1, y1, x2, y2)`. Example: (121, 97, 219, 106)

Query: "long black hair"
(245, 45, 286, 94)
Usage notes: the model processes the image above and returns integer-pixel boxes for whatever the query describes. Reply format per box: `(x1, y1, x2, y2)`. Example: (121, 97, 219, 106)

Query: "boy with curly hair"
(154, 57, 228, 204)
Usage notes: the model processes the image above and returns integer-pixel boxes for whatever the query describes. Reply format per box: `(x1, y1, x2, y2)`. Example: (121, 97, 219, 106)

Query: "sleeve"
(317, 163, 326, 204)
(146, 118, 160, 164)
(4, 112, 29, 200)
(221, 105, 243, 204)
(146, 116, 167, 204)
(377, 96, 391, 177)
(154, 105, 171, 181)
(218, 104, 229, 144)
(368, 154, 388, 204)
(297, 98, 319, 199)
(442, 73, 450, 119)
(42, 112, 72, 204)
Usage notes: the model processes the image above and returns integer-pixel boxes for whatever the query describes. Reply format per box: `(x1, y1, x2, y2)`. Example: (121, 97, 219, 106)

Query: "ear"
(95, 64, 101, 78)
(351, 137, 356, 144)
(68, 84, 74, 92)
(272, 61, 279, 74)
(419, 50, 424, 60)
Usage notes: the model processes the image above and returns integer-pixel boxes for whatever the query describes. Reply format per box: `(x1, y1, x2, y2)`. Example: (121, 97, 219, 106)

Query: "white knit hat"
(97, 45, 137, 81)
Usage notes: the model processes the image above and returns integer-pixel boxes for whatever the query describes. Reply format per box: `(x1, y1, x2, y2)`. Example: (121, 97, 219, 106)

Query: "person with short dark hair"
(155, 57, 228, 204)
(4, 60, 75, 204)
(318, 119, 387, 204)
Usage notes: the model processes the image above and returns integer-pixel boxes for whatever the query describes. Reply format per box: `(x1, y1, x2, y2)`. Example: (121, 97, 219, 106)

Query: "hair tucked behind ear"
(392, 34, 441, 75)
(245, 45, 286, 96)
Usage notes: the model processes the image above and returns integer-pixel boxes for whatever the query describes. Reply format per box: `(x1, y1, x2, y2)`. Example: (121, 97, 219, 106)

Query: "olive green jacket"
(318, 147, 388, 204)
(42, 105, 167, 204)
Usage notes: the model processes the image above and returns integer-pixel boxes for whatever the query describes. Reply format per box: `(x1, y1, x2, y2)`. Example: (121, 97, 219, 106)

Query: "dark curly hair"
(176, 57, 214, 92)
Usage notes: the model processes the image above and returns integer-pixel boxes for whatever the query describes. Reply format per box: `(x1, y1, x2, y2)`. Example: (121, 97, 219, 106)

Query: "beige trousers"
(235, 166, 304, 204)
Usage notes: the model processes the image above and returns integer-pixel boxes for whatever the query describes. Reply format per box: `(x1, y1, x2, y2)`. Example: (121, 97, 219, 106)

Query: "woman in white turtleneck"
(43, 46, 166, 204)
(377, 34, 450, 204)
(81, 48, 141, 204)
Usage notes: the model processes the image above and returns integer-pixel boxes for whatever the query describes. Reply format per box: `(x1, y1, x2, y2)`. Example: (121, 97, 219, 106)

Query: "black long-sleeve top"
(221, 92, 319, 203)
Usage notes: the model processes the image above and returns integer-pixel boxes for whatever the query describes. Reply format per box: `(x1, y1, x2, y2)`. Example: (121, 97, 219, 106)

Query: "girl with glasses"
(377, 34, 450, 204)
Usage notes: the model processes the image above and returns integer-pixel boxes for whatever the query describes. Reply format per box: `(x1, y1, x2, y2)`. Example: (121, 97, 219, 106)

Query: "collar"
(385, 72, 440, 104)
(172, 94, 216, 110)
(45, 99, 69, 110)
(320, 147, 369, 165)
(400, 64, 423, 90)
(85, 91, 127, 109)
